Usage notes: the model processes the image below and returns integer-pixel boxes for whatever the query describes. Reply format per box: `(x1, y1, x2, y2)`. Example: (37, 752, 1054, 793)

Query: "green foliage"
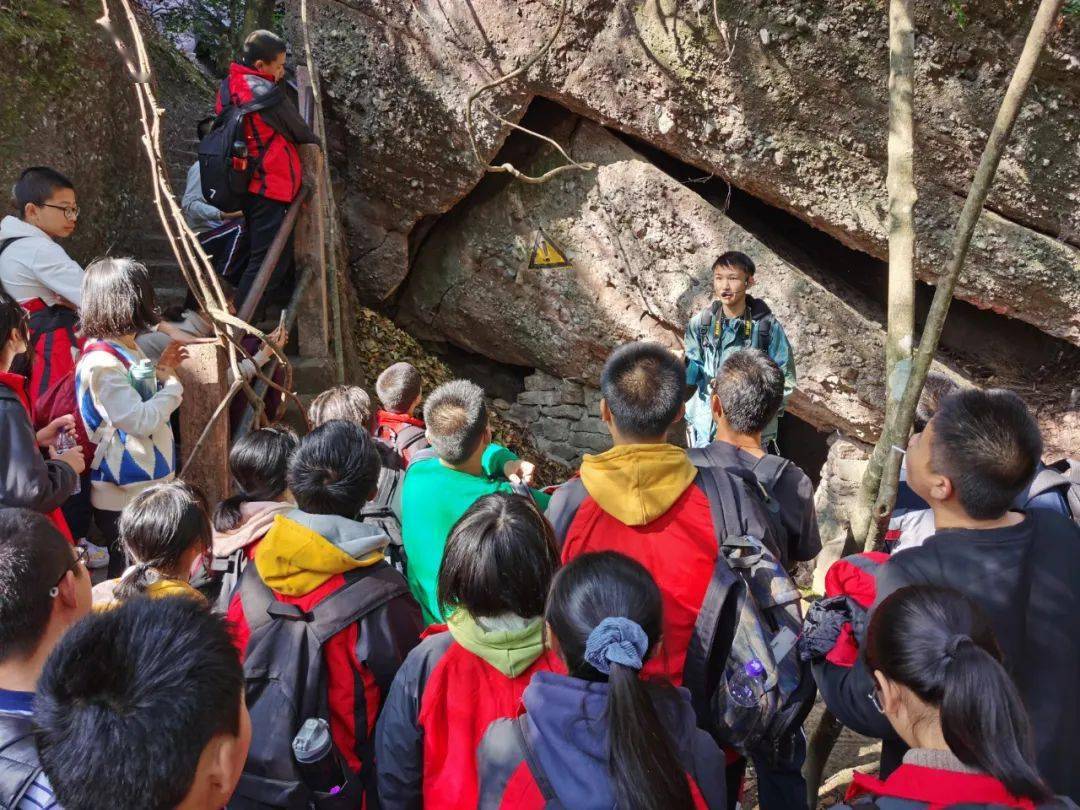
(946, 0, 970, 28)
(1065, 0, 1080, 16)
(145, 0, 283, 76)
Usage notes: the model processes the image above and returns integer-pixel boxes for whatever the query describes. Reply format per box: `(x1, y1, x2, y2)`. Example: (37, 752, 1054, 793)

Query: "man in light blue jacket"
(684, 251, 796, 449)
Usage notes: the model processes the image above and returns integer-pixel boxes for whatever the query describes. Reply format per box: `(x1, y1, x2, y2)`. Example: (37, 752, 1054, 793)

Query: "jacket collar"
(0, 371, 29, 411)
(376, 410, 425, 430)
(846, 764, 1036, 809)
(0, 215, 51, 242)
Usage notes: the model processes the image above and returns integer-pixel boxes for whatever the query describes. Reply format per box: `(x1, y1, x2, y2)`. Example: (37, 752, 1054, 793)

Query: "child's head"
(376, 362, 423, 415)
(13, 167, 77, 239)
(866, 585, 1051, 803)
(599, 341, 684, 444)
(308, 385, 373, 429)
(0, 295, 30, 365)
(423, 380, 490, 465)
(288, 420, 381, 519)
(914, 372, 961, 433)
(242, 29, 287, 82)
(80, 257, 160, 340)
(0, 508, 91, 667)
(438, 493, 559, 620)
(117, 482, 211, 599)
(545, 551, 691, 810)
(196, 115, 215, 143)
(214, 427, 299, 532)
(710, 348, 784, 438)
(36, 596, 251, 810)
(906, 388, 1042, 521)
(711, 250, 755, 309)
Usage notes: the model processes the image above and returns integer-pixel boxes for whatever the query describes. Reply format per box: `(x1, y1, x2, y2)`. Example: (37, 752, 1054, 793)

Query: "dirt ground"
(741, 699, 881, 810)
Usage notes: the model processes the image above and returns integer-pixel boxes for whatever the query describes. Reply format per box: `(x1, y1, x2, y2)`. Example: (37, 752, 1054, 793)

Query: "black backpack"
(359, 439, 412, 551)
(685, 465, 816, 764)
(0, 713, 44, 809)
(229, 564, 410, 809)
(199, 78, 283, 212)
(695, 300, 774, 354)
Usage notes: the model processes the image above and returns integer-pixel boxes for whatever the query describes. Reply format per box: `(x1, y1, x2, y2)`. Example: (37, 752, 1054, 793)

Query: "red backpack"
(34, 341, 133, 459)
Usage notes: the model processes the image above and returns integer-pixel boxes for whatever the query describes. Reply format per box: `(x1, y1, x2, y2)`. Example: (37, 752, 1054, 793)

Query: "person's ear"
(543, 622, 560, 656)
(599, 398, 612, 424)
(366, 484, 379, 503)
(673, 403, 685, 426)
(56, 569, 81, 612)
(710, 392, 722, 420)
(746, 274, 756, 289)
(929, 473, 953, 503)
(875, 671, 903, 717)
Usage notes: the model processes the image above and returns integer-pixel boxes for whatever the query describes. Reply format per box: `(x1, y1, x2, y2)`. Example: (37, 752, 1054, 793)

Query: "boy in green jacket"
(401, 379, 549, 624)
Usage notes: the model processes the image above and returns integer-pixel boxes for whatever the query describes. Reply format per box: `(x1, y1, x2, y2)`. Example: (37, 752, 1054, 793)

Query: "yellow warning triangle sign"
(528, 229, 571, 269)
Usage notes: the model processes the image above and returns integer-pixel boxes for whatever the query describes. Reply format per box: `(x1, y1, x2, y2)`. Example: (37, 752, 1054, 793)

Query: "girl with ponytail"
(476, 551, 727, 809)
(91, 481, 211, 607)
(839, 585, 1066, 809)
(207, 427, 297, 605)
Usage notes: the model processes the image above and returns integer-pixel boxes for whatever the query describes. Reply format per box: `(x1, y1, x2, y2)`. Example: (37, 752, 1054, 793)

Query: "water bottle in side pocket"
(129, 359, 157, 401)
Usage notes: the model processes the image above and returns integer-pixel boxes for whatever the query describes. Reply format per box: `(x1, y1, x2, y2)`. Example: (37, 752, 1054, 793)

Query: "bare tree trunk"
(241, 0, 277, 42)
(851, 0, 1064, 553)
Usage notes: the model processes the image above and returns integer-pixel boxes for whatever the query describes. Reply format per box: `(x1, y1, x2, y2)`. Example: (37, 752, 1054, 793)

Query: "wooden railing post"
(177, 343, 230, 506)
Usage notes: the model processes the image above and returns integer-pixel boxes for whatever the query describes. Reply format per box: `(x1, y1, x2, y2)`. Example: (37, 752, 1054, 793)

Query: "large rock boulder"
(293, 0, 1080, 343)
(400, 118, 966, 442)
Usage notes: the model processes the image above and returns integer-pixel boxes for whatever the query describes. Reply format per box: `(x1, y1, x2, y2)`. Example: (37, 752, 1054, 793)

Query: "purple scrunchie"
(583, 617, 649, 675)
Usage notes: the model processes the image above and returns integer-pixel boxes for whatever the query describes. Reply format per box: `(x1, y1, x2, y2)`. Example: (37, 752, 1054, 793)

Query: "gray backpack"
(687, 466, 816, 763)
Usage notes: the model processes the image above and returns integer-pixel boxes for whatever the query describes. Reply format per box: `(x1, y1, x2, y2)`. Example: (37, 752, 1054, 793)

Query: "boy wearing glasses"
(0, 508, 91, 809)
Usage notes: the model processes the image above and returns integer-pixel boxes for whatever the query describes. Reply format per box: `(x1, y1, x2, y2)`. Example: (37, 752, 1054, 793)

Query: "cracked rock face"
(295, 0, 1080, 344)
(401, 119, 965, 443)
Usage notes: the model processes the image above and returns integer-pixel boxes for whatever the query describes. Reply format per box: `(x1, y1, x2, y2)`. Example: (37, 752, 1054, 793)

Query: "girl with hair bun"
(476, 551, 727, 810)
(838, 585, 1068, 809)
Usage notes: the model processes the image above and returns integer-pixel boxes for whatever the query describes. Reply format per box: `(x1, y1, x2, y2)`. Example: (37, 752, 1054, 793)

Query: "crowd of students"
(1, 24, 1079, 810)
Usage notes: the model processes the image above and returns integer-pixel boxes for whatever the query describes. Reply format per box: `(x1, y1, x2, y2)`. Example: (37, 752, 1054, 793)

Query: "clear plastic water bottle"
(727, 659, 766, 708)
(54, 429, 81, 494)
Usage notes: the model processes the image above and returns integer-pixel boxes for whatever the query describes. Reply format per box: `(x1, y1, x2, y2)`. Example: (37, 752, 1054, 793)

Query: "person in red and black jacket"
(226, 420, 423, 799)
(476, 551, 727, 809)
(833, 584, 1072, 810)
(218, 30, 320, 311)
(375, 492, 562, 809)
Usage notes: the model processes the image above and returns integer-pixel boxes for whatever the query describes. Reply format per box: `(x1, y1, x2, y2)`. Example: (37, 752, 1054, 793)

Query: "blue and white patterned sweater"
(75, 340, 183, 511)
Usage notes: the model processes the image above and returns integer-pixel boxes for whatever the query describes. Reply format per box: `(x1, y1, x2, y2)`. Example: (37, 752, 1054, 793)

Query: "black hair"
(36, 597, 245, 810)
(546, 552, 692, 810)
(866, 585, 1053, 803)
(288, 420, 381, 518)
(242, 29, 287, 67)
(79, 257, 161, 339)
(12, 166, 74, 218)
(712, 250, 755, 277)
(307, 385, 373, 429)
(914, 372, 961, 433)
(423, 379, 488, 465)
(214, 427, 299, 532)
(116, 482, 211, 600)
(710, 348, 784, 435)
(376, 362, 423, 413)
(196, 116, 215, 142)
(0, 509, 80, 662)
(600, 342, 684, 440)
(438, 493, 559, 619)
(929, 388, 1042, 520)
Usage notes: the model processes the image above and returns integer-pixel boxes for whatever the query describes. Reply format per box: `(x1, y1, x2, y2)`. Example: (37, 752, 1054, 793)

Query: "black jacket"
(818, 510, 1080, 801)
(0, 383, 76, 515)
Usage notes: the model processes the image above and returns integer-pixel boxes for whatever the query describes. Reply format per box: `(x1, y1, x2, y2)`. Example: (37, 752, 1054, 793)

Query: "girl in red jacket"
(374, 492, 562, 809)
(476, 551, 727, 810)
(838, 585, 1067, 809)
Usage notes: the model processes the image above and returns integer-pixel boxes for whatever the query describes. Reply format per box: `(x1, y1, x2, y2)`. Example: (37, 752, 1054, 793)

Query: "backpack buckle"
(266, 602, 312, 622)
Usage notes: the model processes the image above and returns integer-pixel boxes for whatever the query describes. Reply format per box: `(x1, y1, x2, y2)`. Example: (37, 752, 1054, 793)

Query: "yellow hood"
(579, 444, 698, 526)
(254, 512, 388, 597)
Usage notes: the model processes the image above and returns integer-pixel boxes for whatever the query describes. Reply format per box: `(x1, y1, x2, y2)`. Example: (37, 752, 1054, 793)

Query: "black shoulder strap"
(751, 454, 789, 493)
(307, 565, 410, 644)
(695, 466, 745, 541)
(697, 301, 721, 347)
(238, 563, 277, 637)
(397, 428, 428, 454)
(545, 477, 588, 549)
(513, 716, 560, 805)
(754, 313, 774, 351)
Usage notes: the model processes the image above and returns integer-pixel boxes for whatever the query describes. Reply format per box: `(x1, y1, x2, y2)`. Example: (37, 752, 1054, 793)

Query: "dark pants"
(60, 473, 92, 540)
(235, 194, 294, 314)
(93, 508, 125, 578)
(753, 730, 808, 810)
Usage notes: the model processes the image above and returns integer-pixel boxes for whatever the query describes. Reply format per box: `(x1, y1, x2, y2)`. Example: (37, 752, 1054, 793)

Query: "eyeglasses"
(867, 686, 885, 714)
(40, 203, 80, 221)
(49, 546, 89, 598)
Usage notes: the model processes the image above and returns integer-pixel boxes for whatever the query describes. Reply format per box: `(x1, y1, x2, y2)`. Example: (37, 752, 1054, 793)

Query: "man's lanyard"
(714, 308, 753, 342)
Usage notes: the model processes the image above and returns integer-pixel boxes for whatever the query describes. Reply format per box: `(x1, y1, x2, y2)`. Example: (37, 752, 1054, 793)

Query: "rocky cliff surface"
(293, 0, 1080, 344)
